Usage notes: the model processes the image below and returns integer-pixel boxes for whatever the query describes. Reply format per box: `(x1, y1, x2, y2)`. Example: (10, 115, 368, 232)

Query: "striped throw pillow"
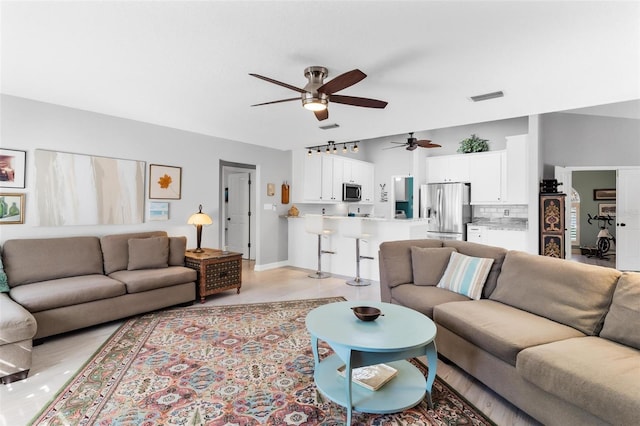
(437, 252, 494, 300)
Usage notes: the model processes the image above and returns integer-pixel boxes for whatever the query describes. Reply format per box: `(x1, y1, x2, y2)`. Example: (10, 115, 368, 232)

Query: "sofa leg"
(1, 370, 30, 385)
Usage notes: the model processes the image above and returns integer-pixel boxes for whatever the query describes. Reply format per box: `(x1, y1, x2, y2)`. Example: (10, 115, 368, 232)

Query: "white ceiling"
(2, 1, 639, 151)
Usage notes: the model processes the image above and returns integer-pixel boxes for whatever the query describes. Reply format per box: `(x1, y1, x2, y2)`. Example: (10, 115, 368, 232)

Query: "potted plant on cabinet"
(457, 134, 489, 153)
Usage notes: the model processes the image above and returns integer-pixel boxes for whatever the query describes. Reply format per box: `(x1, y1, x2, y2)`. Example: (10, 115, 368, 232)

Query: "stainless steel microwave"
(342, 183, 361, 202)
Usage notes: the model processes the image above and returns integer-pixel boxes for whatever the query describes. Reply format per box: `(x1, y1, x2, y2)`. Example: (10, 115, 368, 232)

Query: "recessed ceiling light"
(469, 91, 504, 102)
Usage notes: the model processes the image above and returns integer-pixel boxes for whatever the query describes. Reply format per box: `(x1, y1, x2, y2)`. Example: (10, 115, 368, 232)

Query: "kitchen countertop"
(284, 214, 429, 223)
(469, 218, 528, 231)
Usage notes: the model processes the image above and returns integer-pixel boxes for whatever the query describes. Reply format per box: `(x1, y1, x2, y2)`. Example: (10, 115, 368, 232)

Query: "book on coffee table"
(337, 363, 398, 391)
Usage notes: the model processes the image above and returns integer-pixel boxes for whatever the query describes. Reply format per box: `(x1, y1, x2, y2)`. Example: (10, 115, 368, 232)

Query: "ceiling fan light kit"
(250, 66, 388, 121)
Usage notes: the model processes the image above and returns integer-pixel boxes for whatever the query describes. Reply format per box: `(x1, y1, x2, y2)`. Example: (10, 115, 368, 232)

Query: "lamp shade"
(188, 205, 213, 226)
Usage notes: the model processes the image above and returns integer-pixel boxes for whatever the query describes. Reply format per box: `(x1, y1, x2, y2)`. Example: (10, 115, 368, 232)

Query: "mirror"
(392, 176, 413, 219)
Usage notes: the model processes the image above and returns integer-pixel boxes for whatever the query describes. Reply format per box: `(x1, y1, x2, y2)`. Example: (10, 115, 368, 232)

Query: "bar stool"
(305, 215, 335, 279)
(341, 218, 374, 286)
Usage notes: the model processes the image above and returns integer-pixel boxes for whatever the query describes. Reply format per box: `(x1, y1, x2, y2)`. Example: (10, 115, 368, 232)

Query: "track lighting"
(306, 140, 360, 155)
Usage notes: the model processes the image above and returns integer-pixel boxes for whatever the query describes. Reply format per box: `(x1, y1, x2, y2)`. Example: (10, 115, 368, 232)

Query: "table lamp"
(187, 204, 213, 253)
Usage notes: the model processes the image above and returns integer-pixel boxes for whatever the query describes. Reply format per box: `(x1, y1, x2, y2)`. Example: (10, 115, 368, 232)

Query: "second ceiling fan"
(387, 132, 441, 151)
(249, 66, 388, 121)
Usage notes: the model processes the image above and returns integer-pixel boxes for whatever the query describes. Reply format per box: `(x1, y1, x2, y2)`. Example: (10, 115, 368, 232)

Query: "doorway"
(220, 161, 256, 260)
(555, 166, 639, 271)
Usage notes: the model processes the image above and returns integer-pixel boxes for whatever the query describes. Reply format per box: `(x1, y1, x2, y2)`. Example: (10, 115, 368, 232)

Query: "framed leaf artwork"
(149, 164, 182, 199)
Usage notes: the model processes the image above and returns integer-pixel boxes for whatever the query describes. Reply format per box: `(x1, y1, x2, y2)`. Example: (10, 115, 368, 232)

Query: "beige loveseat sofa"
(379, 239, 639, 426)
(0, 231, 196, 384)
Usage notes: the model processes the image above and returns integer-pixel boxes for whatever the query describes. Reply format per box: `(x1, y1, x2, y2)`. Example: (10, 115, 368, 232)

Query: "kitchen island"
(288, 215, 429, 282)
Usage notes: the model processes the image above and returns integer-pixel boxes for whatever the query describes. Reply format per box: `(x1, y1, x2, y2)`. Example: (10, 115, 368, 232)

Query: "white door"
(616, 168, 640, 271)
(554, 166, 573, 259)
(227, 172, 250, 258)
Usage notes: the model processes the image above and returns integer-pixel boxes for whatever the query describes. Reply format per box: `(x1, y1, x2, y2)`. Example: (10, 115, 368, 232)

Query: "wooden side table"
(184, 248, 242, 303)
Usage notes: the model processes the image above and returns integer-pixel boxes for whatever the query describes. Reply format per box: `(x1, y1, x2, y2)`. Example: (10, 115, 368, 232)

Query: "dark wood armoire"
(539, 193, 566, 258)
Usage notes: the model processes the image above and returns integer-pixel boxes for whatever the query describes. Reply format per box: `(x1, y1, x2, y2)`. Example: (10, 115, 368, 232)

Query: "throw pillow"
(127, 236, 169, 271)
(411, 246, 458, 286)
(168, 236, 187, 266)
(600, 272, 640, 349)
(0, 250, 9, 293)
(437, 251, 494, 300)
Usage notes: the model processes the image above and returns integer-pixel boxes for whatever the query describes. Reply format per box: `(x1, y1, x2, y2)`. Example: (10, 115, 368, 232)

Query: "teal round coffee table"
(305, 301, 437, 424)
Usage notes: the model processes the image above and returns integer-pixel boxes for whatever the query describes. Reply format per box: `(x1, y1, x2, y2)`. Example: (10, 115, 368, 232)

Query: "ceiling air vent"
(469, 91, 504, 102)
(319, 123, 340, 130)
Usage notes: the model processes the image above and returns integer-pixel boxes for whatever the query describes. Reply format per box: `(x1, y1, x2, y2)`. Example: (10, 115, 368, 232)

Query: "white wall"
(0, 95, 291, 267)
(540, 112, 640, 177)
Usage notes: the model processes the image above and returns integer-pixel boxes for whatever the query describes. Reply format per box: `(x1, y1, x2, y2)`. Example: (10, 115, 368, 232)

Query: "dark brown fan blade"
(416, 139, 434, 147)
(314, 109, 329, 121)
(251, 98, 300, 107)
(416, 139, 441, 148)
(317, 69, 366, 95)
(249, 73, 306, 94)
(330, 95, 388, 109)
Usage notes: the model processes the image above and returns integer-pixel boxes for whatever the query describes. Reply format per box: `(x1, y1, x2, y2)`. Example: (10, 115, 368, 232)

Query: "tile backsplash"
(473, 205, 528, 219)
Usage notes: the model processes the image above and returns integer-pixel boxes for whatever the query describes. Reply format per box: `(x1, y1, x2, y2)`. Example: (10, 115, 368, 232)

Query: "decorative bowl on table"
(351, 306, 383, 321)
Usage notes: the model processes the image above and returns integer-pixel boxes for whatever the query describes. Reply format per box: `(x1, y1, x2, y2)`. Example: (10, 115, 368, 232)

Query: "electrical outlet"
(503, 209, 510, 217)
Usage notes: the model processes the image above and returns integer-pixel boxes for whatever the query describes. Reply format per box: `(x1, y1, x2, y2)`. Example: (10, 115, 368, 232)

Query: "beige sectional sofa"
(379, 239, 640, 426)
(0, 231, 196, 384)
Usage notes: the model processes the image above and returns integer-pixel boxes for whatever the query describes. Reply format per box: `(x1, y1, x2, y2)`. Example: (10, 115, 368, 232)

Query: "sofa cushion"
(442, 241, 507, 298)
(8, 275, 126, 313)
(379, 239, 443, 288)
(434, 300, 585, 366)
(101, 231, 167, 274)
(489, 251, 621, 335)
(0, 293, 37, 343)
(436, 252, 493, 300)
(391, 285, 470, 318)
(2, 237, 104, 287)
(110, 266, 196, 294)
(600, 272, 640, 349)
(169, 236, 187, 266)
(127, 236, 169, 271)
(411, 246, 457, 286)
(517, 336, 640, 426)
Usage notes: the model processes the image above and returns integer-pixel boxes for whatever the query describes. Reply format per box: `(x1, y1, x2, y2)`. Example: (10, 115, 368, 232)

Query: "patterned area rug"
(33, 297, 495, 425)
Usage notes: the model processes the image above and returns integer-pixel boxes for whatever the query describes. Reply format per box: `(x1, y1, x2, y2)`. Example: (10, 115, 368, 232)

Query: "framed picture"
(0, 149, 26, 188)
(148, 201, 169, 221)
(149, 164, 182, 199)
(0, 193, 25, 224)
(598, 203, 616, 217)
(593, 188, 616, 200)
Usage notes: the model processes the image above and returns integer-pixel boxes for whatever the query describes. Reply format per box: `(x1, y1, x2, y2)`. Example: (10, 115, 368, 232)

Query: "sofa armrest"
(0, 293, 37, 344)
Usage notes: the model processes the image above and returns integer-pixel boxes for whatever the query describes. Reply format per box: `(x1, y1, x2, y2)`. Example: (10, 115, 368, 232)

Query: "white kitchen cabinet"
(505, 135, 529, 204)
(486, 229, 528, 252)
(469, 151, 505, 204)
(295, 150, 374, 204)
(354, 161, 375, 203)
(427, 155, 470, 183)
(301, 153, 323, 201)
(321, 156, 344, 201)
(467, 225, 487, 244)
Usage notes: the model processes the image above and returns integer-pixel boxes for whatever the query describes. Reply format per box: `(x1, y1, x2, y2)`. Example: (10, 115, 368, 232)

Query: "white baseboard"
(254, 260, 290, 272)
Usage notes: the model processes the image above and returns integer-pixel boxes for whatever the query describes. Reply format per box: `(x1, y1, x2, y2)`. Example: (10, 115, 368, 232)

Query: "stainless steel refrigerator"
(420, 183, 471, 241)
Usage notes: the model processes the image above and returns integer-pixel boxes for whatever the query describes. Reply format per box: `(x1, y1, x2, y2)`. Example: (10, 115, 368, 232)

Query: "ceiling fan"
(249, 66, 388, 121)
(386, 132, 441, 151)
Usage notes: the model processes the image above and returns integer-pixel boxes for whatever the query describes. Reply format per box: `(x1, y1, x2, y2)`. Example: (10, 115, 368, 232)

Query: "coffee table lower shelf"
(314, 354, 426, 414)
